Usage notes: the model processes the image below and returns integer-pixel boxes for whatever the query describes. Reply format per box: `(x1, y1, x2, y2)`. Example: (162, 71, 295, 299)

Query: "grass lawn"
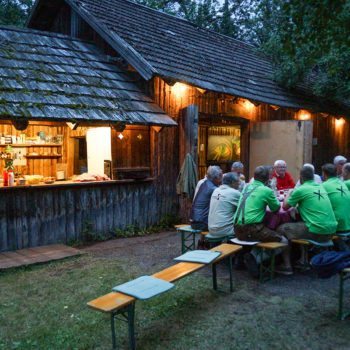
(1, 233, 350, 349)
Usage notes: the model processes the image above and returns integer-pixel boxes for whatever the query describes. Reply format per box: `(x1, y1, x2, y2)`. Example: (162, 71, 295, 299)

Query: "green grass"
(1, 253, 350, 350)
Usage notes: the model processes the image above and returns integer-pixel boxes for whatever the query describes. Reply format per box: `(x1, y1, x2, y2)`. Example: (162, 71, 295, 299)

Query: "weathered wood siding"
(153, 77, 350, 173)
(0, 178, 177, 252)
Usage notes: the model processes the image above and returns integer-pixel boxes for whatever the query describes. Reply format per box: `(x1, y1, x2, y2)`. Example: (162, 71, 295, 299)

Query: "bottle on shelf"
(8, 170, 14, 186)
(3, 169, 8, 186)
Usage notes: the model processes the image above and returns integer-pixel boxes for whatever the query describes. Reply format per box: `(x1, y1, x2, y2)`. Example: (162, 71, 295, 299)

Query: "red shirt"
(273, 171, 295, 190)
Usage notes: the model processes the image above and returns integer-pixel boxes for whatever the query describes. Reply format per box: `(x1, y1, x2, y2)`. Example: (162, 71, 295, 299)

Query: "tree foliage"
(257, 0, 350, 104)
(0, 0, 34, 27)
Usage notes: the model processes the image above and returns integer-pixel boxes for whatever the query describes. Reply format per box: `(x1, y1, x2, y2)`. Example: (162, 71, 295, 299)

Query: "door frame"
(198, 114, 250, 178)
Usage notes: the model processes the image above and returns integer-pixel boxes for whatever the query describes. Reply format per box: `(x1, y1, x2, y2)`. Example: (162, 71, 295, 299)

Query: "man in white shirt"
(208, 172, 241, 238)
(295, 163, 322, 187)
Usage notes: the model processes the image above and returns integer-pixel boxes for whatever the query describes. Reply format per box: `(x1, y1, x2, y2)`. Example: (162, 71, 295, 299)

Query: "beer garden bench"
(87, 243, 242, 349)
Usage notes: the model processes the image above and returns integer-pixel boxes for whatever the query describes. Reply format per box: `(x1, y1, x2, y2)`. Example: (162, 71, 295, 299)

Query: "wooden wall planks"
(153, 77, 350, 173)
(0, 178, 177, 252)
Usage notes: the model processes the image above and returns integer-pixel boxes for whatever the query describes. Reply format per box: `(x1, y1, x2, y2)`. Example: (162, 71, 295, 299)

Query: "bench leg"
(212, 263, 217, 290)
(127, 303, 136, 350)
(339, 271, 345, 320)
(180, 231, 196, 253)
(110, 303, 136, 350)
(229, 256, 233, 292)
(258, 249, 275, 283)
(111, 312, 117, 350)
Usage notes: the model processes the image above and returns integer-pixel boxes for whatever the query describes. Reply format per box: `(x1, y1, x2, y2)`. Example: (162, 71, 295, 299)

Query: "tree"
(0, 0, 34, 27)
(258, 0, 350, 104)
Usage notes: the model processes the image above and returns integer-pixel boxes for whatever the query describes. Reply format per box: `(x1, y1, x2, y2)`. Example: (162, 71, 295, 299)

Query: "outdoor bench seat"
(87, 243, 242, 350)
(174, 224, 208, 253)
(231, 238, 288, 282)
(291, 238, 334, 269)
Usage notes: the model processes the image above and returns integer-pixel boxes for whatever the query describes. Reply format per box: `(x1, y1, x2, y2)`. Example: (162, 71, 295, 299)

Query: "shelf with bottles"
(0, 143, 62, 147)
(24, 154, 62, 159)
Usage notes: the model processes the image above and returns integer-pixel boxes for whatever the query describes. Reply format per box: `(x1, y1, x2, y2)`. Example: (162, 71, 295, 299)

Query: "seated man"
(231, 161, 245, 192)
(234, 166, 292, 275)
(343, 163, 350, 190)
(322, 164, 350, 249)
(295, 163, 322, 187)
(208, 172, 240, 238)
(273, 160, 295, 190)
(334, 155, 347, 179)
(190, 165, 223, 231)
(278, 165, 337, 243)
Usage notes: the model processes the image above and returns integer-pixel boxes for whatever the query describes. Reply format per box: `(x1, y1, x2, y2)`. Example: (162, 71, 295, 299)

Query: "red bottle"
(3, 169, 8, 186)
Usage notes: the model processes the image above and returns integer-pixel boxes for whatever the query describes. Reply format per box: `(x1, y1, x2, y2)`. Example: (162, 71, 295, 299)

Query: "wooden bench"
(255, 242, 288, 282)
(338, 268, 350, 320)
(291, 239, 334, 269)
(231, 238, 288, 282)
(87, 243, 242, 349)
(174, 224, 208, 253)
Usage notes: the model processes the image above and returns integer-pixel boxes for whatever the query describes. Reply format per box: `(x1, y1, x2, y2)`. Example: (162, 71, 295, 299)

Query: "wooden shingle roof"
(56, 0, 346, 115)
(0, 26, 176, 125)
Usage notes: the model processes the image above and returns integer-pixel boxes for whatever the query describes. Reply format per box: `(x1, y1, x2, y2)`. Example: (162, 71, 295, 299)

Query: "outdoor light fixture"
(335, 117, 345, 128)
(242, 99, 255, 111)
(196, 87, 206, 94)
(137, 133, 143, 140)
(66, 122, 79, 130)
(12, 119, 29, 131)
(118, 133, 124, 140)
(270, 105, 280, 111)
(152, 126, 163, 133)
(297, 110, 311, 120)
(172, 82, 188, 98)
(112, 122, 126, 132)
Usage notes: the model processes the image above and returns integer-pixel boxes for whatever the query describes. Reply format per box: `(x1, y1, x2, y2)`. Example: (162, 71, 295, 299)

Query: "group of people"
(190, 156, 350, 276)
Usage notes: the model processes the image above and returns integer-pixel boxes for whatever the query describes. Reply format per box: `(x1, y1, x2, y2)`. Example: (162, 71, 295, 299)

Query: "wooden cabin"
(0, 0, 349, 251)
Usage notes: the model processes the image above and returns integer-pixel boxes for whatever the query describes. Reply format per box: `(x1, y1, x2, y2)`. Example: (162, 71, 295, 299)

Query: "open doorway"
(198, 116, 249, 178)
(73, 137, 87, 175)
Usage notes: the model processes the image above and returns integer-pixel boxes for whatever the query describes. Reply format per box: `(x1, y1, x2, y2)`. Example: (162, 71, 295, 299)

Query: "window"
(111, 126, 151, 179)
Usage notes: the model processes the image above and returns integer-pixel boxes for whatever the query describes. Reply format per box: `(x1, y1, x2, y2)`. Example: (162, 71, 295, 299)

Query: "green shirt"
(322, 177, 350, 232)
(235, 180, 280, 225)
(287, 180, 337, 234)
(344, 180, 350, 191)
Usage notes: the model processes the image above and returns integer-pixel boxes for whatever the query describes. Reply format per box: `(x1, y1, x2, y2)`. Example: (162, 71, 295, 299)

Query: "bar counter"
(0, 178, 155, 191)
(0, 176, 174, 252)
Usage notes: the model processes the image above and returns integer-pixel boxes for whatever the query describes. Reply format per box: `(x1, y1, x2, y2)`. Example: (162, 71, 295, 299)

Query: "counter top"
(0, 178, 155, 191)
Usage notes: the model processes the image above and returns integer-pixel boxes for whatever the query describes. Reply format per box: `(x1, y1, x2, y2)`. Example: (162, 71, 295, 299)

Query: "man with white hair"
(208, 172, 241, 238)
(231, 161, 245, 192)
(273, 160, 295, 190)
(342, 163, 350, 190)
(334, 155, 347, 178)
(295, 163, 322, 187)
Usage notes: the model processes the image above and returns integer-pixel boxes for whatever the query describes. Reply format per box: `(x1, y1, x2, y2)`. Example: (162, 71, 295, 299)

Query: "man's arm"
(266, 189, 280, 213)
(283, 188, 298, 210)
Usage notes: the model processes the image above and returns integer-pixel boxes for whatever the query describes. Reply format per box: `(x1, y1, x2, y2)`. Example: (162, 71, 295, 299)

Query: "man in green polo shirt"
(322, 163, 350, 233)
(343, 163, 350, 191)
(234, 166, 292, 275)
(235, 166, 281, 241)
(278, 165, 337, 242)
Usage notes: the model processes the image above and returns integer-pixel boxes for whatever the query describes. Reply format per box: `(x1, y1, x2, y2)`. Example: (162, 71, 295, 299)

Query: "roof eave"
(65, 0, 157, 81)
